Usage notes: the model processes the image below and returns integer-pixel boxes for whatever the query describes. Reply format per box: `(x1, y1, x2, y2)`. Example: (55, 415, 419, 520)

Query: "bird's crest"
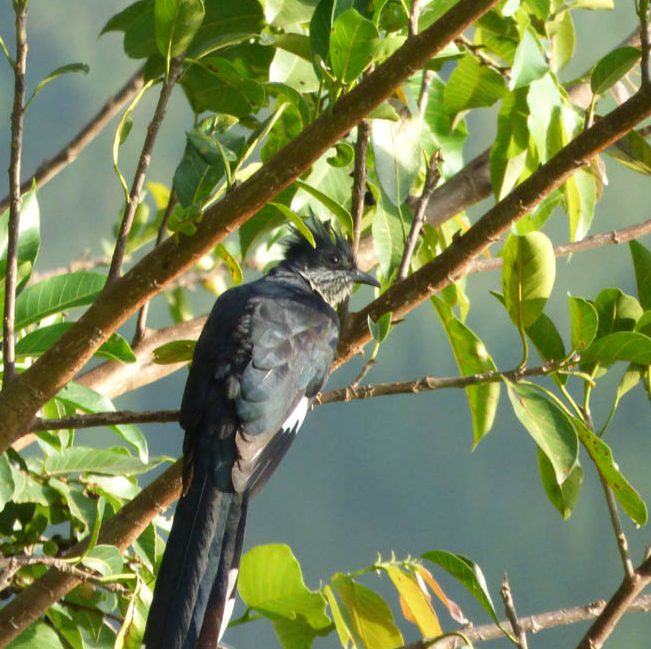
(282, 217, 353, 265)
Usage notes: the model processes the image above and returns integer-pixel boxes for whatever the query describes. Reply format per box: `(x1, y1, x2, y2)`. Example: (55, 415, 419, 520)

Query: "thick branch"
(351, 121, 370, 256)
(336, 87, 651, 367)
(0, 0, 500, 446)
(3, 1, 28, 386)
(0, 68, 144, 214)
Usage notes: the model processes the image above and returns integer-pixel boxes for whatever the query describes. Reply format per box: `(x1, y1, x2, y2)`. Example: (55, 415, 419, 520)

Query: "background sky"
(1, 2, 650, 648)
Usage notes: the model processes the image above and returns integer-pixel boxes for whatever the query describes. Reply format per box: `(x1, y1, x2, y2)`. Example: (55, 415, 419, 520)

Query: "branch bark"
(0, 0, 501, 445)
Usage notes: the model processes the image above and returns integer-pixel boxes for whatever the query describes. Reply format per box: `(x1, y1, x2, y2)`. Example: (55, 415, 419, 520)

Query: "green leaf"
(591, 46, 641, 95)
(549, 10, 575, 72)
(323, 585, 354, 649)
(564, 167, 597, 241)
(16, 323, 136, 363)
(572, 417, 647, 525)
(153, 339, 196, 364)
(269, 204, 316, 247)
(155, 0, 205, 60)
(433, 297, 499, 445)
(332, 574, 404, 649)
(630, 240, 651, 310)
(510, 28, 548, 90)
(81, 544, 124, 577)
(25, 63, 89, 110)
(14, 272, 106, 330)
(371, 116, 422, 207)
(327, 142, 355, 168)
(507, 382, 578, 484)
(6, 621, 66, 649)
(594, 288, 644, 337)
(293, 179, 353, 236)
(44, 447, 163, 476)
(239, 544, 331, 630)
(0, 454, 16, 510)
(443, 54, 506, 116)
(421, 550, 498, 624)
(607, 127, 651, 175)
(46, 605, 85, 649)
(581, 331, 651, 366)
(0, 189, 40, 298)
(371, 200, 405, 279)
(568, 295, 599, 351)
(525, 314, 566, 379)
(101, 0, 158, 59)
(329, 9, 380, 83)
(501, 232, 556, 329)
(538, 449, 583, 519)
(368, 312, 392, 343)
(490, 88, 529, 200)
(215, 244, 243, 285)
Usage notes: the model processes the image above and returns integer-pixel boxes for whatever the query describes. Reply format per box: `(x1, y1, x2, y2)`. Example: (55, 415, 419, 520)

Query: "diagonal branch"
(0, 67, 144, 215)
(107, 58, 183, 282)
(3, 1, 29, 386)
(0, 0, 501, 446)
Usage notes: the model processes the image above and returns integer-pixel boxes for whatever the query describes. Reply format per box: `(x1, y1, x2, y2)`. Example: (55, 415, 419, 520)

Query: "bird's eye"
(329, 253, 341, 265)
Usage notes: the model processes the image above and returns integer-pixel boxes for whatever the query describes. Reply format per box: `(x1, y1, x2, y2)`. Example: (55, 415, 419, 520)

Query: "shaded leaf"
(607, 128, 651, 175)
(594, 288, 643, 337)
(538, 449, 583, 519)
(433, 297, 499, 445)
(44, 447, 163, 476)
(507, 382, 578, 484)
(155, 0, 205, 60)
(153, 339, 196, 364)
(6, 621, 66, 649)
(572, 417, 647, 525)
(293, 180, 353, 236)
(591, 46, 641, 95)
(629, 240, 651, 309)
(0, 454, 16, 510)
(581, 331, 651, 366)
(26, 63, 89, 109)
(269, 203, 317, 247)
(443, 54, 506, 115)
(81, 544, 124, 577)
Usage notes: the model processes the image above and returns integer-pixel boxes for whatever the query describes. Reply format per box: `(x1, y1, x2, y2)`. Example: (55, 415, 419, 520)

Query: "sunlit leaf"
(329, 9, 380, 83)
(594, 288, 644, 337)
(581, 331, 651, 365)
(510, 28, 548, 90)
(81, 544, 124, 577)
(324, 585, 354, 649)
(501, 232, 556, 329)
(269, 203, 317, 247)
(443, 54, 506, 115)
(6, 621, 66, 649)
(155, 0, 205, 60)
(44, 447, 164, 476)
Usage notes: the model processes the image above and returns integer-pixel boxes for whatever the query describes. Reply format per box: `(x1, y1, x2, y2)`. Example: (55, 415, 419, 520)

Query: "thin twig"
(30, 409, 180, 432)
(351, 121, 370, 257)
(400, 594, 651, 649)
(398, 150, 441, 280)
(0, 556, 127, 594)
(454, 36, 510, 76)
(3, 1, 28, 386)
(107, 58, 183, 282)
(600, 478, 635, 579)
(133, 192, 178, 344)
(409, 0, 421, 38)
(30, 359, 576, 431)
(501, 575, 528, 649)
(0, 68, 145, 214)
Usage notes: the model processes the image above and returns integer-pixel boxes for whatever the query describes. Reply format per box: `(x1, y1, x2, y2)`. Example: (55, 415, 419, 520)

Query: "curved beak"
(350, 268, 380, 288)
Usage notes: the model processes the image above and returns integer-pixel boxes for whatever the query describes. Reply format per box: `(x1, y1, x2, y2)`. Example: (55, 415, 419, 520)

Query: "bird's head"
(281, 219, 379, 306)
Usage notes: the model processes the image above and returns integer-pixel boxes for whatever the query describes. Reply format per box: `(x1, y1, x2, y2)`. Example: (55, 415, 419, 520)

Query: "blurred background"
(1, 2, 650, 647)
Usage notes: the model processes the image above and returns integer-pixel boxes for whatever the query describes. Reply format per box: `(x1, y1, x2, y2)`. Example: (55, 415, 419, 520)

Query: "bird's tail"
(143, 471, 248, 649)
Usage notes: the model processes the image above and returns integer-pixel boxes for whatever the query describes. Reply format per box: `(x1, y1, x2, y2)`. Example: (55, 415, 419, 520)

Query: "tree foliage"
(1, 0, 651, 648)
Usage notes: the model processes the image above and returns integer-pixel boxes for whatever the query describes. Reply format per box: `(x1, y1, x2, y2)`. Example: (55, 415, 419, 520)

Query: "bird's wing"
(233, 290, 339, 494)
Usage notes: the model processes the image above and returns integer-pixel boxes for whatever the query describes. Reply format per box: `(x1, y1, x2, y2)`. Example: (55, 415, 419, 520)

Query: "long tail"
(143, 472, 248, 649)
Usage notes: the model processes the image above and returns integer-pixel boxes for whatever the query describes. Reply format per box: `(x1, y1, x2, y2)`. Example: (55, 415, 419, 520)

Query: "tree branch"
(107, 59, 183, 282)
(0, 68, 145, 215)
(351, 121, 370, 257)
(0, 0, 501, 446)
(500, 575, 528, 649)
(31, 409, 180, 431)
(399, 593, 651, 648)
(3, 0, 28, 386)
(335, 86, 651, 368)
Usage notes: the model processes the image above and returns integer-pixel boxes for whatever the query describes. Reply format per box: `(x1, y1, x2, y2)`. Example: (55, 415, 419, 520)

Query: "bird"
(143, 218, 379, 649)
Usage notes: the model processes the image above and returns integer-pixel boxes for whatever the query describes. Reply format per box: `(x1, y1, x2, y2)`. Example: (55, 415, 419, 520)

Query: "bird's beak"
(350, 269, 380, 288)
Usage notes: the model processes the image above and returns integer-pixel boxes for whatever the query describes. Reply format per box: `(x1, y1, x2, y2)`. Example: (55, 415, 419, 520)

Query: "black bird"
(143, 219, 378, 649)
